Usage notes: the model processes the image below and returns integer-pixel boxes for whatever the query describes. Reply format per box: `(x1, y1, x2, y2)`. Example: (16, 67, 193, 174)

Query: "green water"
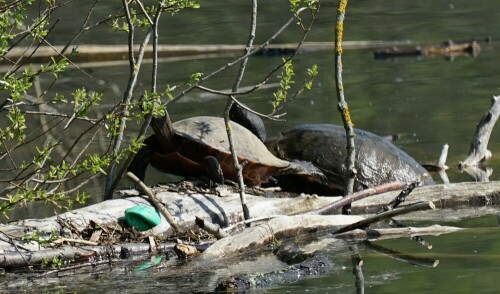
(3, 0, 500, 292)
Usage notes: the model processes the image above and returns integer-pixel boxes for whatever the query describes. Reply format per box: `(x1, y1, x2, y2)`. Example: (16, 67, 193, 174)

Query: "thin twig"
(223, 0, 259, 221)
(301, 181, 402, 215)
(127, 172, 184, 234)
(104, 3, 163, 200)
(333, 201, 436, 235)
(104, 17, 153, 198)
(334, 0, 356, 215)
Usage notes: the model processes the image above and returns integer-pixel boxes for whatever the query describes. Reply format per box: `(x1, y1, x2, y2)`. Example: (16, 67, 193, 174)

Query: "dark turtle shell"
(267, 124, 433, 193)
(146, 117, 322, 186)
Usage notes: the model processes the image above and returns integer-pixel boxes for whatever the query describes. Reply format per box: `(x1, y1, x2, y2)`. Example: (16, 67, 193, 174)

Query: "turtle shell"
(157, 117, 293, 185)
(267, 124, 433, 191)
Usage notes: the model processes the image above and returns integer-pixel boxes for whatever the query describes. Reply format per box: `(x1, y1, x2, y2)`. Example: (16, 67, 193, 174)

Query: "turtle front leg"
(202, 156, 224, 188)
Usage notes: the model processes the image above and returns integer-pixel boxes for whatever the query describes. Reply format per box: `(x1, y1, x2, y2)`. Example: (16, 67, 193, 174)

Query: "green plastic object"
(125, 205, 161, 231)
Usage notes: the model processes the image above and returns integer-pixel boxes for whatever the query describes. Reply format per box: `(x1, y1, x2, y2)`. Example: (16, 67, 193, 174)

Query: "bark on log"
(199, 215, 364, 261)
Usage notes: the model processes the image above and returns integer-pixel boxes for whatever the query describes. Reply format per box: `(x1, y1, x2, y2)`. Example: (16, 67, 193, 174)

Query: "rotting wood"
(460, 96, 500, 168)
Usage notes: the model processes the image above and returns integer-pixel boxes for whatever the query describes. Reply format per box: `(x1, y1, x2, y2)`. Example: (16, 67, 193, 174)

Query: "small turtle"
(129, 114, 323, 186)
(266, 124, 434, 195)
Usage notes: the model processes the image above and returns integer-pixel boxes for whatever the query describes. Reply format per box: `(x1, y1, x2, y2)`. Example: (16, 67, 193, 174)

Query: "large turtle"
(266, 124, 434, 195)
(129, 114, 323, 185)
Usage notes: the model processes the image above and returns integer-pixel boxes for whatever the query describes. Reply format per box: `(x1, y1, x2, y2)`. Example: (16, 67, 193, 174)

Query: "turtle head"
(229, 103, 266, 142)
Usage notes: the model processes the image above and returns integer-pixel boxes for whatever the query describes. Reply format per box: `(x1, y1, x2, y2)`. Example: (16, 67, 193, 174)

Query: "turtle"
(266, 124, 434, 195)
(128, 113, 324, 186)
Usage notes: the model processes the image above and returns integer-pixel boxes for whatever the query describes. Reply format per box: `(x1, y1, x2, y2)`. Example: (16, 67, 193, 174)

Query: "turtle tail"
(282, 160, 326, 183)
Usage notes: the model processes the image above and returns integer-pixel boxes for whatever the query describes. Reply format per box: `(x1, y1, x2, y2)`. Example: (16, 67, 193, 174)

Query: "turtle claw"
(202, 156, 224, 186)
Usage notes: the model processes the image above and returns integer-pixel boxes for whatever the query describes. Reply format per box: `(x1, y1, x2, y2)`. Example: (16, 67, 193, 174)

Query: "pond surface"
(4, 0, 500, 292)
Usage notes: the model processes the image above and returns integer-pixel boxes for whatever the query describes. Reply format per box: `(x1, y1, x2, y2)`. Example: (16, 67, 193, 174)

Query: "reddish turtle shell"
(148, 117, 322, 185)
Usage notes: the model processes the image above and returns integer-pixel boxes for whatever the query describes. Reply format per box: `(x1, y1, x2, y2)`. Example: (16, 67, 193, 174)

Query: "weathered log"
(2, 41, 413, 66)
(199, 215, 364, 261)
(1, 181, 498, 254)
(351, 181, 500, 214)
(0, 242, 174, 269)
(460, 96, 500, 168)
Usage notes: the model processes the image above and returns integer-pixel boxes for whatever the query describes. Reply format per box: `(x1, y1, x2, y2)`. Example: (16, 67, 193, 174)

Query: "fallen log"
(0, 181, 498, 254)
(351, 181, 500, 215)
(2, 41, 413, 66)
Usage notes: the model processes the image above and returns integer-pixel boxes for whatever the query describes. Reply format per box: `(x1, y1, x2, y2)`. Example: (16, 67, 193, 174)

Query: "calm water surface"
(5, 0, 500, 292)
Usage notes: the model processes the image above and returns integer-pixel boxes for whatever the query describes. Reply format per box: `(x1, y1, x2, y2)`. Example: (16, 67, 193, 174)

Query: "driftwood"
(351, 181, 500, 215)
(0, 180, 496, 270)
(199, 214, 364, 261)
(2, 41, 413, 67)
(460, 96, 500, 168)
(374, 40, 481, 59)
(1, 181, 499, 253)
